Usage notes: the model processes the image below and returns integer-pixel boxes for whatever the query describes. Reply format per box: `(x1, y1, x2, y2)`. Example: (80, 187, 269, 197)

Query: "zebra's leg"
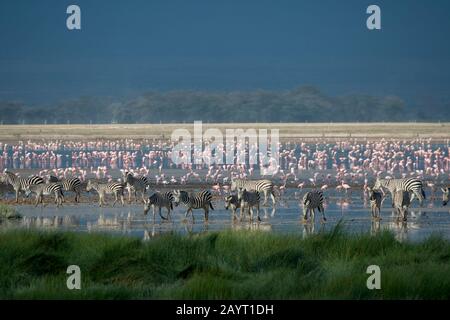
(239, 205, 244, 222)
(302, 208, 308, 223)
(34, 194, 40, 207)
(270, 190, 276, 206)
(320, 205, 326, 222)
(15, 189, 19, 203)
(120, 191, 125, 207)
(204, 207, 209, 222)
(256, 204, 261, 222)
(152, 206, 156, 223)
(410, 191, 417, 204)
(262, 190, 269, 206)
(112, 192, 118, 207)
(311, 208, 316, 224)
(98, 194, 102, 207)
(126, 185, 130, 203)
(167, 207, 172, 221)
(402, 208, 407, 221)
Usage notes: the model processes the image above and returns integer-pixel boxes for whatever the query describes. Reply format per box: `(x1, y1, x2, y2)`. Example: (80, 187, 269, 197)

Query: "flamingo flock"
(0, 138, 448, 193)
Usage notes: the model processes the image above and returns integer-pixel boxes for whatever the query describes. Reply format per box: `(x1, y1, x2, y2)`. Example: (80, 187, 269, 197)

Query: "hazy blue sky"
(1, 0, 450, 103)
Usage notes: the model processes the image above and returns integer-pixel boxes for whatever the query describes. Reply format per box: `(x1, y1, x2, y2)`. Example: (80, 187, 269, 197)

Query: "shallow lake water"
(1, 188, 449, 242)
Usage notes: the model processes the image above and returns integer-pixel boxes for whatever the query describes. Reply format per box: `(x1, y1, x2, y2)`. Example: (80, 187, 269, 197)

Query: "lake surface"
(1, 188, 449, 242)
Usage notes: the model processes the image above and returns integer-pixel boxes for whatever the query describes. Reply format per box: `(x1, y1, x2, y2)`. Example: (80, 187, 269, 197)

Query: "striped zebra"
(47, 176, 82, 202)
(230, 178, 276, 206)
(393, 190, 410, 222)
(124, 171, 149, 203)
(224, 194, 240, 220)
(442, 187, 449, 206)
(374, 177, 426, 207)
(237, 188, 261, 222)
(0, 170, 44, 203)
(172, 190, 214, 223)
(86, 180, 125, 207)
(367, 187, 383, 220)
(144, 191, 175, 221)
(25, 183, 64, 207)
(302, 190, 326, 223)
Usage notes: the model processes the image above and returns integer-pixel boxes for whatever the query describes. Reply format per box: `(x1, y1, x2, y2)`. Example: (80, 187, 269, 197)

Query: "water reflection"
(2, 188, 450, 242)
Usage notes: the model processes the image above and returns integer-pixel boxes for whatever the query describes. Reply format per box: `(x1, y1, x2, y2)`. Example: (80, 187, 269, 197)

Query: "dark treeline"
(1, 86, 449, 124)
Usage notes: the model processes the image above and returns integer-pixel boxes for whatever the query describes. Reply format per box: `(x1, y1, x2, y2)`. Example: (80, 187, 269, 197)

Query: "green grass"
(0, 226, 450, 299)
(0, 204, 22, 220)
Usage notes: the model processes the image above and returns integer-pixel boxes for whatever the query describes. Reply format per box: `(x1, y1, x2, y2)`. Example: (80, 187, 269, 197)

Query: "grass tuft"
(0, 227, 450, 299)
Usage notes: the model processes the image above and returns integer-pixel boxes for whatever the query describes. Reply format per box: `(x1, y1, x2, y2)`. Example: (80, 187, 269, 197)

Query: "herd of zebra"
(1, 170, 449, 224)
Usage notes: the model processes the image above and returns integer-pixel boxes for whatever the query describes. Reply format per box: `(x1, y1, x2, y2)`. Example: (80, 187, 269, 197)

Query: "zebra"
(144, 191, 175, 221)
(47, 176, 82, 202)
(442, 187, 449, 206)
(237, 188, 261, 222)
(367, 187, 383, 220)
(172, 190, 214, 223)
(302, 190, 326, 223)
(24, 183, 64, 207)
(0, 170, 44, 203)
(374, 177, 426, 207)
(393, 190, 410, 222)
(230, 178, 276, 206)
(224, 194, 240, 220)
(123, 171, 149, 203)
(86, 180, 125, 207)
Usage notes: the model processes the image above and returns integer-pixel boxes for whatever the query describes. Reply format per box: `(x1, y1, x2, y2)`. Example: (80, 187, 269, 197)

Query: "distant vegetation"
(1, 86, 449, 124)
(1, 227, 450, 299)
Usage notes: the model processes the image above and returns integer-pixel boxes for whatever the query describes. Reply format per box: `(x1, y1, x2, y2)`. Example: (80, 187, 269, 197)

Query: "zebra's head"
(0, 170, 13, 183)
(172, 190, 186, 207)
(224, 195, 235, 210)
(143, 196, 155, 215)
(86, 180, 96, 192)
(442, 187, 449, 206)
(302, 194, 311, 217)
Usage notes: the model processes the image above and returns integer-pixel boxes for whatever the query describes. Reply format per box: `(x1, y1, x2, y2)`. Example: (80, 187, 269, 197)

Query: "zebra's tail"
(209, 202, 214, 210)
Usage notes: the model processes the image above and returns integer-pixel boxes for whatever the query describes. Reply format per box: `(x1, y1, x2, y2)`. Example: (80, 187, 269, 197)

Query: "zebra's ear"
(442, 188, 447, 193)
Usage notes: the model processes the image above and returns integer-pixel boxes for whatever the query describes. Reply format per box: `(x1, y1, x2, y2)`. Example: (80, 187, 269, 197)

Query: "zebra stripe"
(237, 188, 261, 221)
(374, 178, 426, 206)
(230, 178, 276, 206)
(144, 191, 175, 220)
(1, 170, 44, 202)
(393, 190, 410, 221)
(86, 180, 125, 207)
(48, 176, 82, 202)
(224, 195, 240, 220)
(367, 187, 383, 220)
(302, 190, 326, 222)
(173, 190, 214, 222)
(124, 171, 149, 203)
(25, 183, 64, 207)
